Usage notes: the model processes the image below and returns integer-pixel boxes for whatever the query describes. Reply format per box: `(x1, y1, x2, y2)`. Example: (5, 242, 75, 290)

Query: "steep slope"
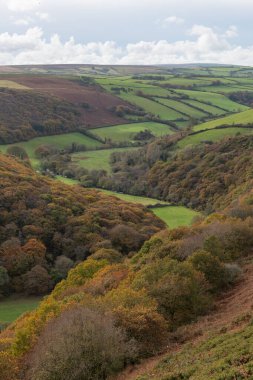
(0, 153, 164, 295)
(117, 262, 253, 379)
(1, 200, 253, 379)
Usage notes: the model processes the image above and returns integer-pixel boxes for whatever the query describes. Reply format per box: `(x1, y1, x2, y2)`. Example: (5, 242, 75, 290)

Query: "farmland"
(97, 189, 199, 227)
(152, 206, 200, 228)
(92, 121, 174, 142)
(1, 65, 253, 185)
(194, 109, 253, 131)
(72, 147, 138, 172)
(0, 132, 102, 168)
(178, 127, 253, 148)
(97, 189, 169, 206)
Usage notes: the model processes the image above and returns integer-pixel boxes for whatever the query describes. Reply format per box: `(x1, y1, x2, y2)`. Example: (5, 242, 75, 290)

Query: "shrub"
(224, 263, 243, 285)
(187, 250, 227, 291)
(28, 307, 137, 380)
(90, 248, 123, 263)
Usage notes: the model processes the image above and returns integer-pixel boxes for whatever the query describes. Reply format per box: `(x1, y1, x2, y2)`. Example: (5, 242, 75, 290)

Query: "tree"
(23, 266, 52, 295)
(90, 248, 123, 263)
(187, 250, 227, 291)
(0, 266, 9, 297)
(6, 146, 29, 161)
(53, 255, 74, 281)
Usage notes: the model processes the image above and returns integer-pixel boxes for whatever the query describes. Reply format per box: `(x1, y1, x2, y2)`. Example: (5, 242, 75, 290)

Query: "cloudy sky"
(0, 0, 252, 65)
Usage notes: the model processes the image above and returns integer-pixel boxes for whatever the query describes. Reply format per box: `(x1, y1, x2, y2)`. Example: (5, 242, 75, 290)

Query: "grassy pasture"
(194, 109, 253, 132)
(152, 206, 200, 228)
(155, 98, 207, 119)
(183, 100, 227, 116)
(119, 93, 185, 120)
(175, 89, 248, 112)
(0, 80, 30, 89)
(0, 133, 102, 168)
(178, 127, 253, 148)
(92, 122, 174, 142)
(0, 297, 41, 324)
(97, 189, 168, 206)
(198, 84, 253, 93)
(72, 147, 138, 172)
(96, 189, 199, 227)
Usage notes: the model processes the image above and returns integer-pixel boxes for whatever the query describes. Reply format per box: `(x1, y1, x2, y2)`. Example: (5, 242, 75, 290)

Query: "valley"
(0, 63, 253, 380)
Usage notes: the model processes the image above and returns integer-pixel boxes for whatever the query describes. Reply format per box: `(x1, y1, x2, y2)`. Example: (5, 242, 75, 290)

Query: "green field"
(119, 93, 184, 120)
(0, 297, 41, 324)
(97, 190, 199, 227)
(0, 133, 102, 168)
(97, 189, 169, 206)
(0, 80, 30, 89)
(178, 127, 253, 148)
(174, 89, 248, 112)
(72, 147, 138, 172)
(92, 122, 174, 142)
(155, 98, 207, 119)
(194, 109, 253, 131)
(152, 206, 199, 228)
(183, 99, 227, 116)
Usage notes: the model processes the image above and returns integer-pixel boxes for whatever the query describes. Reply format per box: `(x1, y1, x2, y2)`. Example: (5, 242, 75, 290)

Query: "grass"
(96, 189, 169, 206)
(72, 147, 138, 172)
(184, 99, 227, 116)
(96, 190, 199, 227)
(174, 89, 248, 112)
(0, 296, 41, 324)
(194, 109, 253, 132)
(92, 122, 174, 142)
(55, 176, 80, 185)
(198, 84, 253, 93)
(178, 127, 253, 148)
(155, 98, 207, 119)
(119, 93, 184, 120)
(139, 320, 253, 380)
(152, 206, 199, 228)
(0, 80, 29, 89)
(0, 133, 102, 168)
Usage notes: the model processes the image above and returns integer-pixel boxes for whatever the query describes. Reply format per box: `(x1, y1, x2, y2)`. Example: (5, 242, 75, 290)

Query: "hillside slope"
(117, 261, 253, 379)
(0, 153, 164, 295)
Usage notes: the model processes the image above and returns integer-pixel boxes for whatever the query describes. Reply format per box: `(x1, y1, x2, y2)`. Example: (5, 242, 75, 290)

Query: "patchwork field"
(175, 89, 248, 112)
(194, 109, 253, 131)
(0, 133, 102, 168)
(97, 189, 199, 227)
(72, 147, 138, 172)
(178, 127, 253, 148)
(92, 122, 174, 142)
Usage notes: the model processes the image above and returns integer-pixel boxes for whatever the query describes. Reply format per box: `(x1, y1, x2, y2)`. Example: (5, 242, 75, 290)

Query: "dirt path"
(116, 262, 253, 380)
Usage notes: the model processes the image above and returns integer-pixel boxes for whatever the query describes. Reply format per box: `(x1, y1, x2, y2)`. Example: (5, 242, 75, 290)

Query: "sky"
(0, 0, 253, 65)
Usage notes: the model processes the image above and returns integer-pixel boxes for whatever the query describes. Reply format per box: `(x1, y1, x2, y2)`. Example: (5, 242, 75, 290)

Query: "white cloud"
(7, 0, 40, 12)
(162, 16, 185, 26)
(13, 17, 34, 26)
(0, 26, 252, 66)
(35, 12, 50, 21)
